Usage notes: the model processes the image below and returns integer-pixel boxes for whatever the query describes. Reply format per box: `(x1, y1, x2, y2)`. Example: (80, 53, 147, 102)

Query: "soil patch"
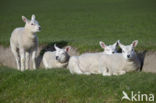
(0, 45, 155, 73)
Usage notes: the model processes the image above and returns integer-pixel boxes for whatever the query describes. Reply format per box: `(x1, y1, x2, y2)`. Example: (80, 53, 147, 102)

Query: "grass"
(0, 0, 156, 52)
(0, 66, 156, 103)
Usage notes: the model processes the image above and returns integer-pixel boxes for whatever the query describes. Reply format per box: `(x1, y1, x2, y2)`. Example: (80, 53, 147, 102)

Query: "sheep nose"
(112, 52, 115, 54)
(127, 55, 130, 58)
(56, 56, 59, 60)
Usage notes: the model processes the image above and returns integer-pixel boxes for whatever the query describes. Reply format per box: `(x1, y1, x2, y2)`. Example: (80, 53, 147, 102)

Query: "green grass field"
(0, 67, 156, 103)
(0, 0, 156, 52)
(0, 0, 156, 102)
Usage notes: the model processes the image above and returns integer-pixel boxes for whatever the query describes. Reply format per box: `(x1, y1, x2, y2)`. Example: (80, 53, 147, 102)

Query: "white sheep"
(99, 40, 141, 76)
(67, 41, 119, 75)
(99, 40, 118, 54)
(43, 44, 71, 69)
(68, 53, 103, 75)
(10, 14, 41, 71)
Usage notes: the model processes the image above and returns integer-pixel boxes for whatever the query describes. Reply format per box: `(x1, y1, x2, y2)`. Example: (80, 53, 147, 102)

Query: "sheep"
(99, 40, 118, 54)
(68, 53, 103, 75)
(99, 40, 141, 76)
(67, 41, 119, 75)
(43, 44, 71, 69)
(10, 14, 41, 71)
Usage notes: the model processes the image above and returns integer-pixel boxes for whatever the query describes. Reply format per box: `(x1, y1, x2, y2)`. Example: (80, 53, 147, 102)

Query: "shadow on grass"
(137, 50, 147, 71)
(36, 41, 68, 68)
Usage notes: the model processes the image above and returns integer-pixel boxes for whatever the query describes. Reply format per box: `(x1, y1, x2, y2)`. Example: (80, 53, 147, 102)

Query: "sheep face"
(99, 40, 118, 54)
(22, 14, 41, 33)
(54, 45, 71, 63)
(119, 40, 138, 60)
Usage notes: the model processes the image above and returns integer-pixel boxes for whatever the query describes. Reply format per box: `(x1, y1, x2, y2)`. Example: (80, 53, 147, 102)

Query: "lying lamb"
(10, 14, 41, 71)
(99, 40, 118, 54)
(43, 44, 71, 69)
(99, 40, 141, 76)
(67, 41, 119, 75)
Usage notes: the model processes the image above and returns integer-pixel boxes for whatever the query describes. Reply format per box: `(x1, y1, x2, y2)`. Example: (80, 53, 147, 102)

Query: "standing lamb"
(43, 44, 71, 69)
(67, 41, 119, 75)
(10, 14, 41, 71)
(99, 40, 141, 76)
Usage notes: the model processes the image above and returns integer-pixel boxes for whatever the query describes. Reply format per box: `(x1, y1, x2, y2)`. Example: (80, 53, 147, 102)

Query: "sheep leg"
(101, 67, 111, 76)
(68, 58, 83, 74)
(71, 59, 83, 74)
(118, 70, 126, 75)
(10, 45, 21, 70)
(32, 51, 37, 70)
(25, 52, 30, 70)
(83, 72, 91, 75)
(20, 49, 25, 71)
(102, 72, 111, 76)
(69, 64, 83, 75)
(43, 56, 49, 69)
(112, 72, 118, 76)
(112, 71, 126, 76)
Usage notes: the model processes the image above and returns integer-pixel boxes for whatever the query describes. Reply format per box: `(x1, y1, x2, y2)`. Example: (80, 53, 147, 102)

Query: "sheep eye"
(31, 23, 34, 25)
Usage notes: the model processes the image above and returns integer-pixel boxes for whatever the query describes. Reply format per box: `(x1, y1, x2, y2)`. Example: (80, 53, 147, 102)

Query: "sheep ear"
(54, 44, 60, 51)
(117, 40, 120, 44)
(65, 46, 71, 52)
(22, 16, 28, 23)
(118, 41, 124, 49)
(131, 40, 138, 47)
(114, 40, 119, 47)
(31, 14, 36, 21)
(99, 41, 106, 49)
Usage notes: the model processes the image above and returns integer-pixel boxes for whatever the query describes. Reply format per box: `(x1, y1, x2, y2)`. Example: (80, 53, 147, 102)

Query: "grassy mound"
(0, 67, 156, 103)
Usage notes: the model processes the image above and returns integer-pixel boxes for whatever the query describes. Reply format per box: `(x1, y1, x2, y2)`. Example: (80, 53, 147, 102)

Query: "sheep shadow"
(36, 41, 68, 68)
(137, 50, 147, 71)
(118, 48, 147, 71)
